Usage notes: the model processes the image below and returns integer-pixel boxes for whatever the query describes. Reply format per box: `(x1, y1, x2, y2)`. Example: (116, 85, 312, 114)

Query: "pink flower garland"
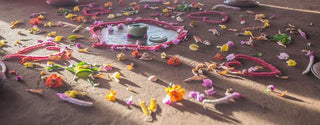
(225, 54, 281, 77)
(3, 42, 71, 63)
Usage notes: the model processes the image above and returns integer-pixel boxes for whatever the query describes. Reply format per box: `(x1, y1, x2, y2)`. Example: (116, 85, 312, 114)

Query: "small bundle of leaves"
(56, 8, 72, 15)
(271, 33, 292, 45)
(177, 4, 192, 11)
(46, 64, 63, 71)
(66, 62, 99, 79)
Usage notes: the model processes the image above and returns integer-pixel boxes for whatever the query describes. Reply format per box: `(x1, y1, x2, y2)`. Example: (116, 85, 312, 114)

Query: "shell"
(148, 75, 157, 81)
(139, 52, 152, 60)
(189, 44, 199, 51)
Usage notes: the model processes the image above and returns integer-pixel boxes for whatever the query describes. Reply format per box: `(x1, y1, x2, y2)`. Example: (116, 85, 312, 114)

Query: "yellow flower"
(65, 13, 74, 19)
(108, 14, 116, 19)
(0, 40, 6, 47)
(44, 21, 54, 27)
(129, 2, 137, 6)
(220, 44, 229, 52)
(162, 8, 169, 13)
(117, 52, 125, 61)
(123, 12, 131, 16)
(219, 25, 227, 29)
(263, 20, 269, 24)
(259, 14, 265, 18)
(23, 62, 34, 68)
(47, 61, 54, 65)
(264, 22, 270, 27)
(65, 90, 85, 98)
(127, 63, 134, 71)
(105, 90, 116, 101)
(163, 1, 170, 5)
(47, 31, 56, 37)
(38, 15, 45, 20)
(73, 6, 80, 12)
(165, 84, 185, 102)
(244, 31, 252, 36)
(110, 72, 120, 83)
(54, 35, 62, 42)
(40, 71, 46, 76)
(161, 52, 167, 59)
(287, 59, 297, 66)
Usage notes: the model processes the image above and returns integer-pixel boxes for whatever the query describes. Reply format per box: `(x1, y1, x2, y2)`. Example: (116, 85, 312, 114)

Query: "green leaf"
(75, 69, 93, 78)
(77, 62, 87, 67)
(68, 35, 77, 41)
(46, 66, 53, 71)
(92, 67, 99, 72)
(66, 65, 75, 73)
(52, 64, 62, 69)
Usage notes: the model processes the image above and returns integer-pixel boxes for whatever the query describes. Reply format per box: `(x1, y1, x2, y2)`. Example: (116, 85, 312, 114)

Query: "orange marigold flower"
(214, 53, 224, 60)
(105, 90, 116, 101)
(165, 84, 185, 102)
(45, 73, 63, 88)
(131, 49, 141, 58)
(30, 17, 42, 26)
(167, 57, 181, 66)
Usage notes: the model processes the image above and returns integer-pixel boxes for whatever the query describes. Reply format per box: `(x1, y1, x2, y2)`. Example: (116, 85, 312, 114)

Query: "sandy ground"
(0, 0, 320, 125)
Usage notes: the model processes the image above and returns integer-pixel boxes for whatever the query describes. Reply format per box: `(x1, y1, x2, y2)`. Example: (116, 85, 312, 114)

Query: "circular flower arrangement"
(91, 18, 188, 51)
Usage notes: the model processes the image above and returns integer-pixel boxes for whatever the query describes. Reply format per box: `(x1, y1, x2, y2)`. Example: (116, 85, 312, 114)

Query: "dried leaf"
(288, 24, 295, 27)
(27, 89, 44, 94)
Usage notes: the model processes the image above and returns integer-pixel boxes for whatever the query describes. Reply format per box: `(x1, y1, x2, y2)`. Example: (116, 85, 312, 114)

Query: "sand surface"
(0, 0, 319, 125)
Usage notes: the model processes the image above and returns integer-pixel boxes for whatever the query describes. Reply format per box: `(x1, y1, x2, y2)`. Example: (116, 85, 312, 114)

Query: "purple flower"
(126, 96, 133, 106)
(225, 53, 235, 61)
(88, 3, 96, 8)
(161, 44, 169, 49)
(298, 29, 307, 39)
(111, 45, 117, 51)
(151, 47, 157, 52)
(125, 18, 133, 22)
(202, 79, 213, 87)
(248, 67, 257, 72)
(46, 37, 54, 42)
(277, 52, 289, 60)
(240, 41, 246, 45)
(266, 85, 275, 92)
(226, 41, 234, 47)
(196, 93, 205, 102)
(205, 87, 215, 96)
(108, 25, 114, 32)
(127, 34, 132, 38)
(189, 91, 197, 98)
(172, 39, 180, 45)
(76, 43, 82, 48)
(93, 20, 103, 25)
(162, 95, 172, 105)
(37, 40, 43, 43)
(117, 23, 124, 29)
(16, 76, 23, 81)
(65, 46, 71, 50)
(144, 4, 150, 9)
